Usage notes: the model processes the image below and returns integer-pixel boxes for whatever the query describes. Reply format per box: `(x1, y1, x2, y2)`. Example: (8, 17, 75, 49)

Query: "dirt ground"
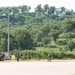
(0, 61, 75, 75)
(0, 59, 75, 63)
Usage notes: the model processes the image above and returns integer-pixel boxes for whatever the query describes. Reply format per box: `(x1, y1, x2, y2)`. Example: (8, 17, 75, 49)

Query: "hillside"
(0, 4, 75, 52)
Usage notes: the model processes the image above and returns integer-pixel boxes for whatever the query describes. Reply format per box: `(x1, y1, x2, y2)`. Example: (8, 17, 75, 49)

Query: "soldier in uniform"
(47, 53, 51, 62)
(16, 53, 20, 62)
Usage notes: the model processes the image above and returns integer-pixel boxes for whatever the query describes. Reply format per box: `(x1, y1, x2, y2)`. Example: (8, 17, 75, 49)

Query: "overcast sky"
(0, 0, 75, 11)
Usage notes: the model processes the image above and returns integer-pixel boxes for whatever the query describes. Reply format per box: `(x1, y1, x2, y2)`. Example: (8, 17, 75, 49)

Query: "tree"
(62, 18, 75, 32)
(19, 5, 31, 14)
(14, 29, 35, 50)
(0, 37, 7, 52)
(50, 29, 60, 44)
(43, 4, 49, 15)
(15, 13, 25, 25)
(48, 6, 56, 15)
(0, 30, 7, 52)
(35, 4, 43, 12)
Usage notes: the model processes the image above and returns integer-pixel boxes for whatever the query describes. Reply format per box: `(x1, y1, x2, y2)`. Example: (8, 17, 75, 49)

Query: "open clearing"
(0, 60, 75, 75)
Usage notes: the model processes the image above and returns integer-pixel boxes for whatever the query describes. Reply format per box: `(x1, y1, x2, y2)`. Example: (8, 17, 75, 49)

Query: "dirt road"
(0, 60, 75, 75)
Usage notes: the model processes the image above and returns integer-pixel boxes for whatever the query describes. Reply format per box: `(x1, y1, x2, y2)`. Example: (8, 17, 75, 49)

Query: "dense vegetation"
(0, 4, 75, 60)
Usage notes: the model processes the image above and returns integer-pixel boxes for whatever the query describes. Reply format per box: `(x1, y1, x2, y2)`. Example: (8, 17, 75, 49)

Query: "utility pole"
(8, 13, 10, 55)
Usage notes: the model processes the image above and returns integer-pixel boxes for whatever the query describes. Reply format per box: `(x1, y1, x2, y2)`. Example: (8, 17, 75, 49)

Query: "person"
(16, 53, 20, 62)
(47, 53, 51, 62)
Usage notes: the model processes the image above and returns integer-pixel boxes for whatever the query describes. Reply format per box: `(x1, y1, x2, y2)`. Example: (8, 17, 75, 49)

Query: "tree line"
(0, 4, 75, 52)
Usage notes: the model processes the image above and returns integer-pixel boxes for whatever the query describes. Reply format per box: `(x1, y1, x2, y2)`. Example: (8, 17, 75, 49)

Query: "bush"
(10, 48, 75, 60)
(47, 44, 57, 48)
(67, 41, 75, 51)
(65, 51, 75, 59)
(19, 50, 49, 60)
(56, 39, 68, 45)
(37, 42, 44, 47)
(42, 37, 51, 45)
(10, 49, 20, 55)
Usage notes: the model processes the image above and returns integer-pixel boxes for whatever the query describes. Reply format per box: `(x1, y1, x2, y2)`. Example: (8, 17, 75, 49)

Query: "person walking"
(47, 53, 51, 62)
(16, 53, 20, 62)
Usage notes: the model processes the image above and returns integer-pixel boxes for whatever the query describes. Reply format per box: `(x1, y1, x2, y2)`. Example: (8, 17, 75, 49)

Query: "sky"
(0, 0, 75, 11)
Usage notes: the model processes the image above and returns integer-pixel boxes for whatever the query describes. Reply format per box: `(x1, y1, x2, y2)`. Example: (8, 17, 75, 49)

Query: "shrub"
(37, 42, 44, 47)
(56, 39, 68, 45)
(10, 49, 20, 55)
(52, 50, 61, 59)
(65, 51, 75, 59)
(48, 44, 57, 48)
(10, 48, 75, 60)
(42, 37, 51, 45)
(67, 41, 75, 51)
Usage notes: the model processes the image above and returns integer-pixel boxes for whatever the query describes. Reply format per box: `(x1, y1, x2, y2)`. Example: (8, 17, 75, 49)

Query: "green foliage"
(50, 29, 61, 43)
(67, 41, 75, 51)
(14, 28, 35, 50)
(65, 50, 75, 59)
(56, 39, 68, 45)
(42, 37, 51, 44)
(45, 44, 57, 48)
(0, 29, 35, 52)
(10, 49, 20, 55)
(0, 4, 75, 59)
(10, 48, 75, 60)
(62, 18, 75, 32)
